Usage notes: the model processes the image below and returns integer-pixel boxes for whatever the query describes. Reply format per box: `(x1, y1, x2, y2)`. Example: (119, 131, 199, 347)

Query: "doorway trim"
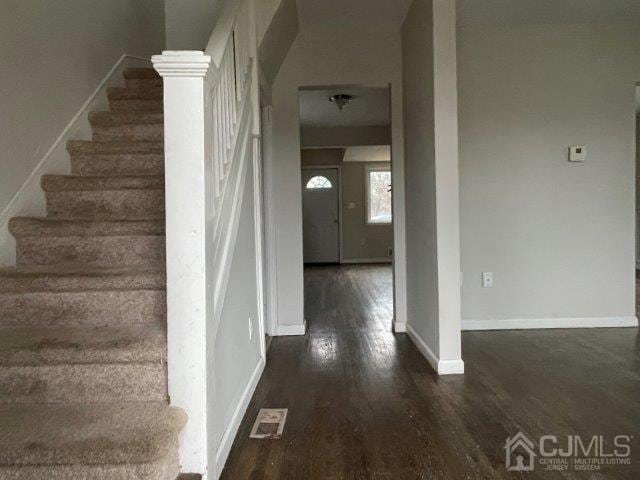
(301, 164, 343, 264)
(262, 82, 407, 337)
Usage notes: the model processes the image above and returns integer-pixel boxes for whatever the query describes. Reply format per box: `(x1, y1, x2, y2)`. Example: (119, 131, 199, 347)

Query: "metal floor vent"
(250, 408, 288, 439)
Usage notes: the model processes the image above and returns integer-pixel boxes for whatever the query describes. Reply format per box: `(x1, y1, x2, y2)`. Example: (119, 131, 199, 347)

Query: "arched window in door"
(306, 176, 333, 189)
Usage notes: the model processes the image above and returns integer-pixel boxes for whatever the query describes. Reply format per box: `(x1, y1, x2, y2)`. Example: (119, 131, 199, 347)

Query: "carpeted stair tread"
(0, 403, 186, 466)
(107, 87, 163, 100)
(1, 59, 181, 477)
(108, 87, 163, 113)
(0, 265, 165, 293)
(124, 77, 163, 90)
(67, 140, 164, 155)
(10, 217, 165, 238)
(0, 323, 165, 366)
(41, 174, 164, 192)
(66, 142, 165, 176)
(89, 112, 164, 126)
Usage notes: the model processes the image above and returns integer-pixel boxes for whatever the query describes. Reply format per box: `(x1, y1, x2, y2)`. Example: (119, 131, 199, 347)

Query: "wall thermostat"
(569, 145, 587, 162)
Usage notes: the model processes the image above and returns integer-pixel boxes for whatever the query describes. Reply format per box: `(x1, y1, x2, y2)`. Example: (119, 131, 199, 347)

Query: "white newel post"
(152, 51, 212, 475)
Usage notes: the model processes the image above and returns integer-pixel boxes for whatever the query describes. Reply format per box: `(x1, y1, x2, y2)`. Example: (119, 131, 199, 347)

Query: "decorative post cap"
(151, 51, 212, 77)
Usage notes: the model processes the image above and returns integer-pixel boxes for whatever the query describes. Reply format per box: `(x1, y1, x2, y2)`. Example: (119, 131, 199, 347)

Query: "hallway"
(221, 264, 640, 479)
(304, 264, 394, 333)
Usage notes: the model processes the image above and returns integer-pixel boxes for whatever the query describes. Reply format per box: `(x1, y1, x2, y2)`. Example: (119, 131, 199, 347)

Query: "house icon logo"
(505, 432, 537, 471)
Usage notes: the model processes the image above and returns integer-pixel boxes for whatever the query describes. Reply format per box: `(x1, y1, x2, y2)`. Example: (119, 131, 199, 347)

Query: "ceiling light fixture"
(329, 94, 353, 111)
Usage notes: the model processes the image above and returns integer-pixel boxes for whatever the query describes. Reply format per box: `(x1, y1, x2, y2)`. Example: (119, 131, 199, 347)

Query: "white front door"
(302, 168, 340, 263)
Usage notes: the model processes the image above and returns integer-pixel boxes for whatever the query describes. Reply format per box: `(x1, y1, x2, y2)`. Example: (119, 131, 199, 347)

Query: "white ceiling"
(299, 87, 390, 128)
(296, 0, 413, 28)
(457, 0, 640, 27)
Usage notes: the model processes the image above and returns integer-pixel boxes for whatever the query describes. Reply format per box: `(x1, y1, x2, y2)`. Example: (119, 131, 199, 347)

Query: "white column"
(152, 50, 212, 475)
(433, 0, 464, 374)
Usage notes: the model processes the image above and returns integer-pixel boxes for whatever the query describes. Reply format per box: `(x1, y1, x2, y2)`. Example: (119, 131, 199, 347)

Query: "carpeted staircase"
(0, 68, 187, 479)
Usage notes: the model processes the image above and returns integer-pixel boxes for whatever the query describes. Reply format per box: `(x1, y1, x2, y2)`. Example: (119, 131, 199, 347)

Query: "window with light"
(366, 166, 392, 224)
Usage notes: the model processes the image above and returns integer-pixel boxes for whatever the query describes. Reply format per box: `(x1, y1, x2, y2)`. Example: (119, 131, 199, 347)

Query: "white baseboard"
(275, 321, 306, 336)
(406, 324, 464, 375)
(462, 316, 639, 331)
(214, 356, 266, 479)
(0, 54, 150, 266)
(341, 257, 392, 264)
(393, 321, 407, 333)
(437, 358, 466, 375)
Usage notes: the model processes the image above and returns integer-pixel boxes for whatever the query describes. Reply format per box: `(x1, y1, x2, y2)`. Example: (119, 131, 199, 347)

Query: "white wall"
(165, 0, 226, 50)
(402, 0, 463, 374)
(402, 0, 438, 356)
(266, 23, 407, 331)
(458, 23, 640, 325)
(0, 0, 165, 218)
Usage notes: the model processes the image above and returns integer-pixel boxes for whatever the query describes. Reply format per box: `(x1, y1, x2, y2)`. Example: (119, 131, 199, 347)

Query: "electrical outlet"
(387, 247, 393, 257)
(248, 317, 253, 341)
(569, 145, 587, 162)
(482, 272, 493, 288)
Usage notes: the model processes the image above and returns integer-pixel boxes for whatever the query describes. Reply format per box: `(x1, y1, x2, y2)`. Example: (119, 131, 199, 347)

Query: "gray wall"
(458, 23, 640, 322)
(267, 22, 406, 329)
(301, 126, 391, 149)
(637, 111, 640, 266)
(0, 0, 165, 217)
(210, 159, 263, 469)
(301, 149, 393, 262)
(402, 0, 439, 355)
(165, 0, 224, 50)
(402, 0, 462, 369)
(258, 0, 298, 87)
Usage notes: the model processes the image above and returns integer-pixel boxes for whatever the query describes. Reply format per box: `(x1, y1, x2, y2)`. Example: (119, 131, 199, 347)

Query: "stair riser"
(0, 445, 179, 480)
(46, 190, 165, 220)
(0, 290, 166, 327)
(92, 124, 163, 142)
(109, 99, 163, 113)
(125, 78, 163, 89)
(70, 154, 164, 176)
(0, 363, 166, 404)
(16, 236, 165, 267)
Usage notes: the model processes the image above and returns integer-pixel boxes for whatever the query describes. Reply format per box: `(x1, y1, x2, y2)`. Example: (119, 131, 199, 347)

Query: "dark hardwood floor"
(304, 264, 394, 333)
(221, 264, 640, 479)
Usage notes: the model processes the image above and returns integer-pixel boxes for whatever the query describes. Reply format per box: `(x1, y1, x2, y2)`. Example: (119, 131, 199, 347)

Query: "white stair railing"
(152, 0, 261, 475)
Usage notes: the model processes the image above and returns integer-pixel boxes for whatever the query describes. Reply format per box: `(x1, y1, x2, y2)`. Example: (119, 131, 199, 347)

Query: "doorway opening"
(299, 86, 395, 333)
